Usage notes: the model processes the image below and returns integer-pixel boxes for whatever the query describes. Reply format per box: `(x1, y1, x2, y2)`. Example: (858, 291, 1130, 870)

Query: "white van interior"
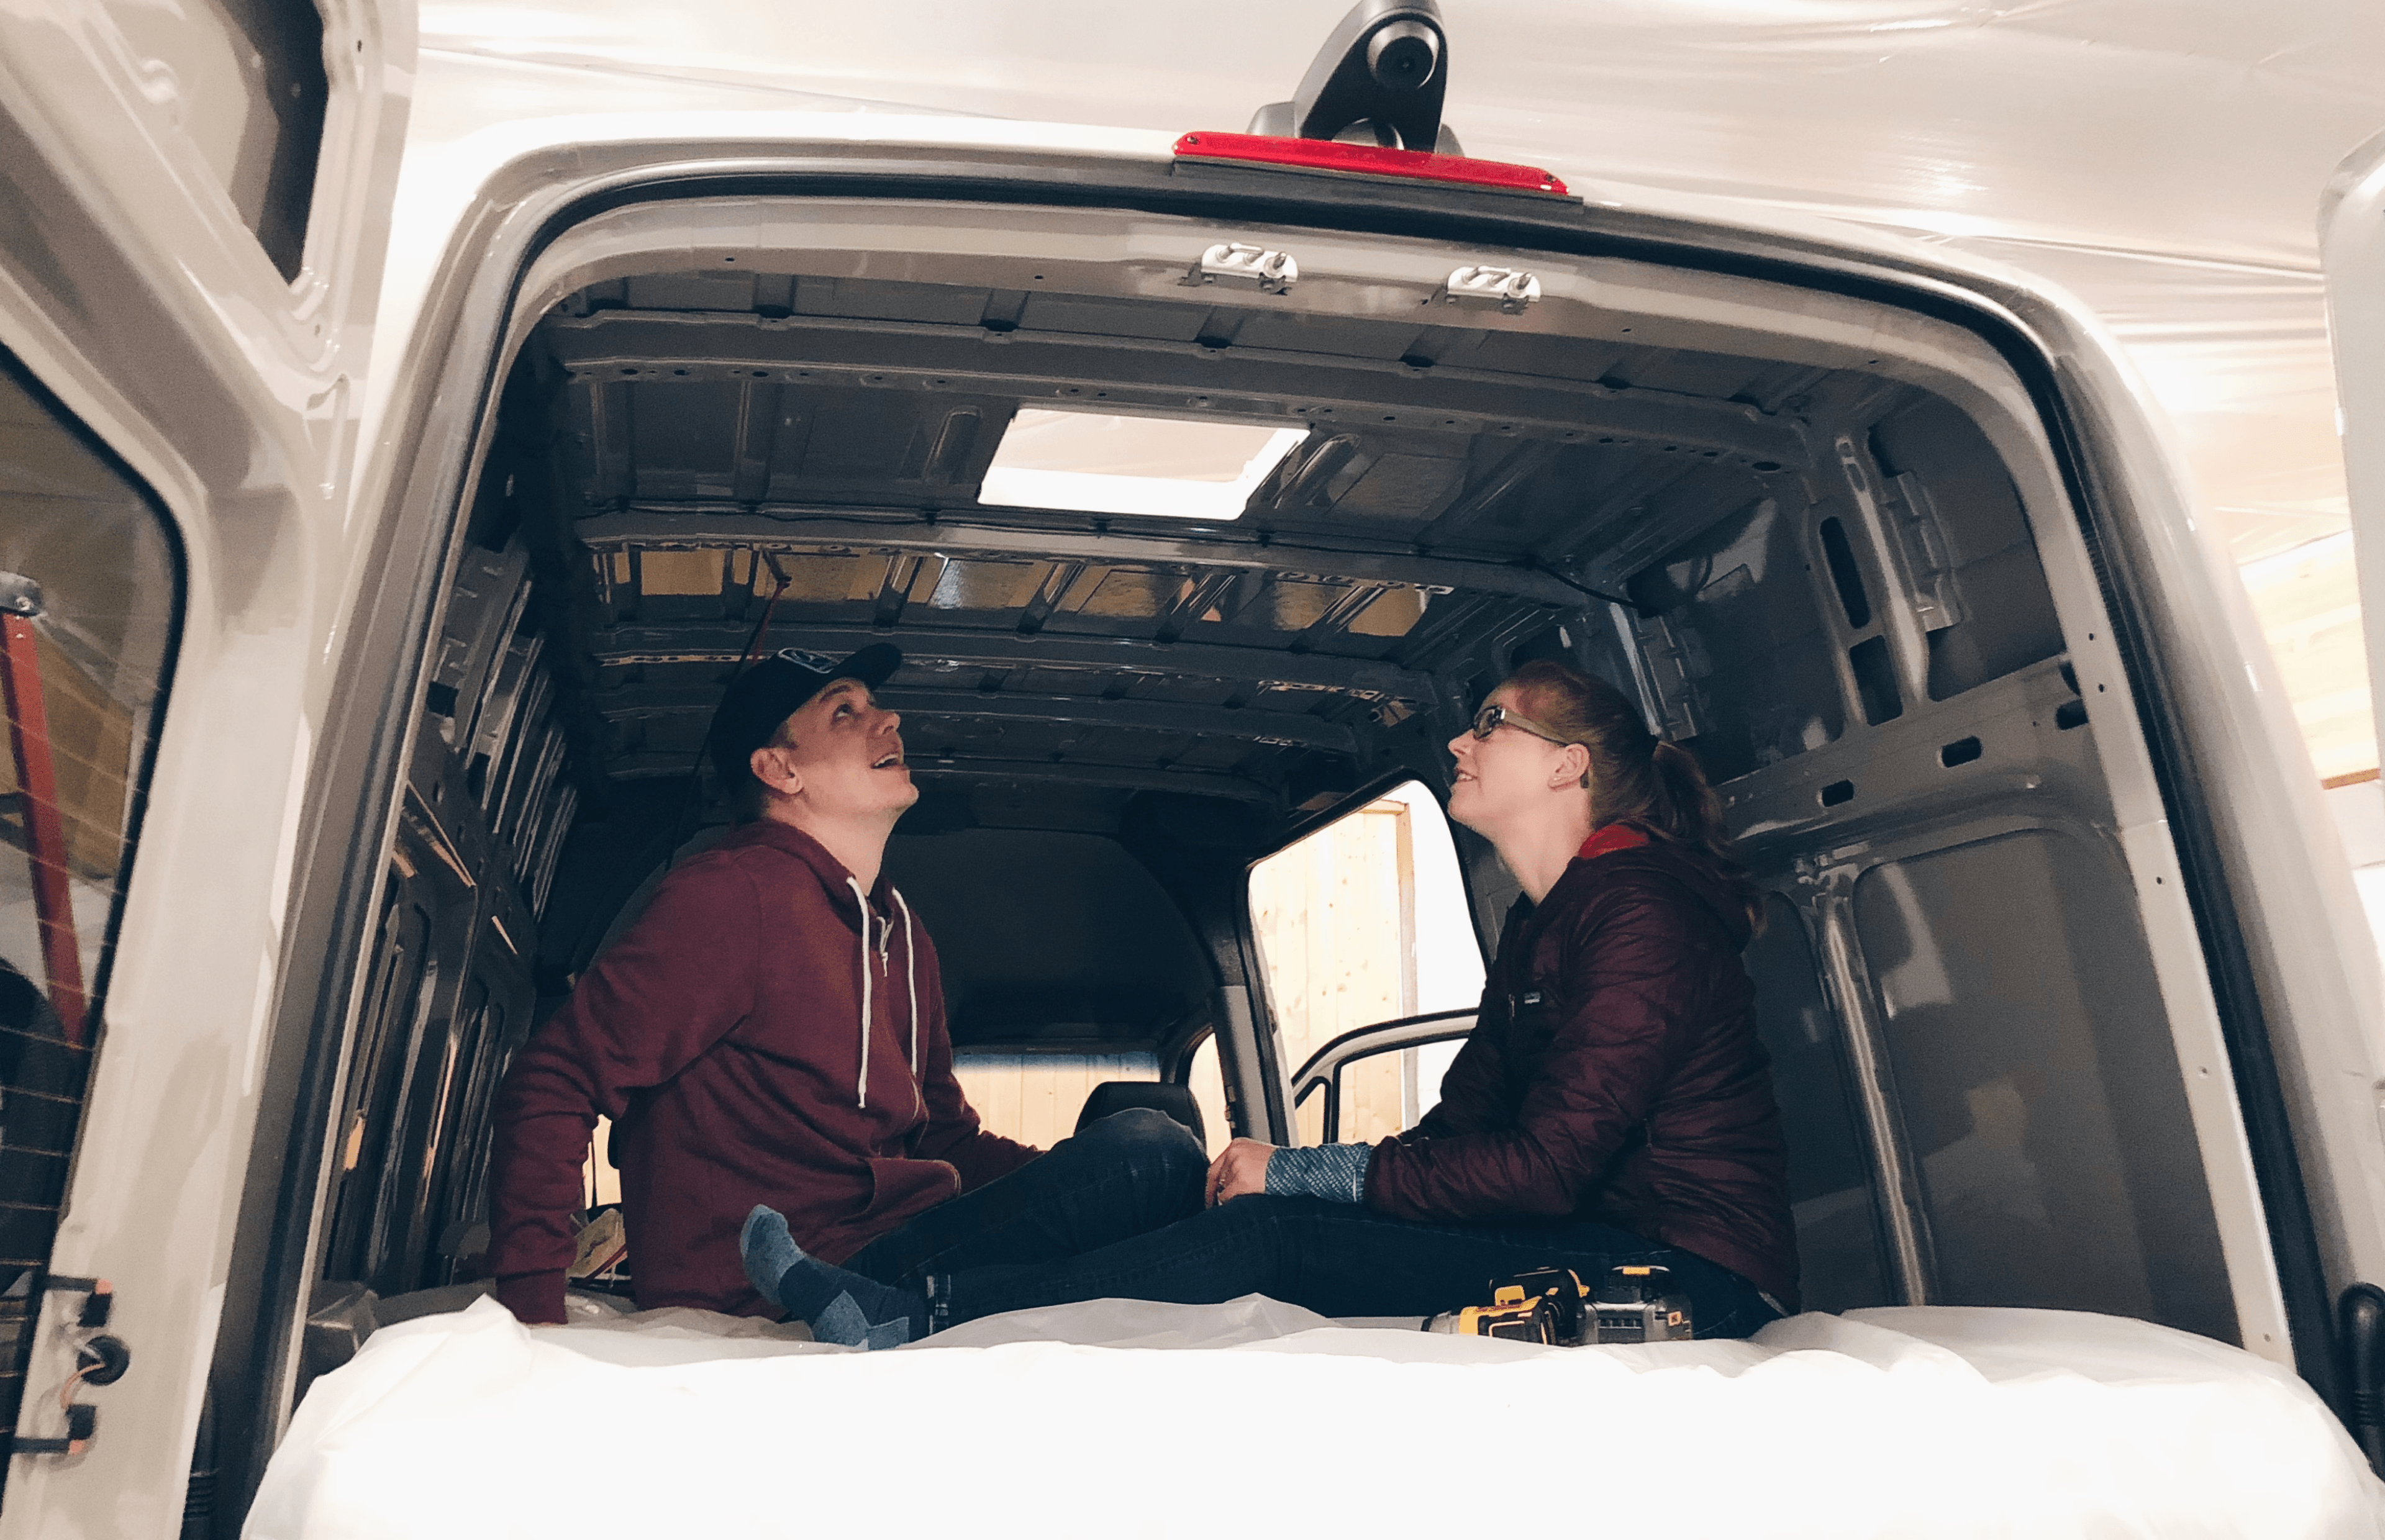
(0, 9, 2366, 1524)
(142, 178, 2322, 1521)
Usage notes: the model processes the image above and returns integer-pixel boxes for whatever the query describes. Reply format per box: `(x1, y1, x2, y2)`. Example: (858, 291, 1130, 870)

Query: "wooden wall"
(1247, 800, 1418, 1145)
(951, 1052, 1160, 1152)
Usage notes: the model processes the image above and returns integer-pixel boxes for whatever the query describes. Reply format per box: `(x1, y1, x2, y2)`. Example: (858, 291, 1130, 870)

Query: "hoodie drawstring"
(847, 877, 923, 1108)
(847, 876, 873, 1109)
(893, 889, 918, 1075)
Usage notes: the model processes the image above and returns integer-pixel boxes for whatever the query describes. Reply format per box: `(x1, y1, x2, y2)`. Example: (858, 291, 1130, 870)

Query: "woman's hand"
(1206, 1138, 1276, 1206)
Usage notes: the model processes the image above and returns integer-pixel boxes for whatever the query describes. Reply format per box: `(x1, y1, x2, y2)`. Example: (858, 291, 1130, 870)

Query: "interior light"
(978, 409, 1309, 521)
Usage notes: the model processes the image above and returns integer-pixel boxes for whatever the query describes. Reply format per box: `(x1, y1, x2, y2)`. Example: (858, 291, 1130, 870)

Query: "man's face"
(753, 679, 917, 822)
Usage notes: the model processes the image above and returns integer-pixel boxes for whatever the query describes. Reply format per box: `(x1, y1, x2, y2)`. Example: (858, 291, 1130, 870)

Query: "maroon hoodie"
(486, 819, 1039, 1324)
(1364, 824, 1801, 1310)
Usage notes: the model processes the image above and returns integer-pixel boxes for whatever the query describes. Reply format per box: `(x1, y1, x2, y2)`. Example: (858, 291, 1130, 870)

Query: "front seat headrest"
(1076, 1080, 1207, 1149)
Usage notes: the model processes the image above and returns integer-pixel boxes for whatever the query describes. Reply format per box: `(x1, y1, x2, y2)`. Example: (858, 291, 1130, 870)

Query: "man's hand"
(1206, 1138, 1277, 1206)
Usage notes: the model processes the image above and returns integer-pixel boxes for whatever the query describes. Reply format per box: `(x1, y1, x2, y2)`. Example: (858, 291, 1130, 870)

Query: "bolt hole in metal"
(1820, 779, 1856, 807)
(1940, 736, 1983, 768)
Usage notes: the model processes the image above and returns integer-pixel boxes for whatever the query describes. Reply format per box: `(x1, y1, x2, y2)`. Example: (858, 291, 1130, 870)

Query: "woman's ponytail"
(1648, 740, 1728, 860)
(1504, 659, 1763, 932)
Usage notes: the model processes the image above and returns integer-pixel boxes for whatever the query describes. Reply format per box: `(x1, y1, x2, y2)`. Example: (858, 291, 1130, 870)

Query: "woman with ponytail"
(738, 660, 1797, 1347)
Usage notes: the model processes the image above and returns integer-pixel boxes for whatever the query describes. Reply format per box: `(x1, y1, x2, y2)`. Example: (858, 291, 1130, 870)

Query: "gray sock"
(739, 1205, 924, 1349)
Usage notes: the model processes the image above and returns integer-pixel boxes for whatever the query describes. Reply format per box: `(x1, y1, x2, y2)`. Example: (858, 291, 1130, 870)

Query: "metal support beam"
(906, 758, 1278, 802)
(571, 509, 1590, 614)
(593, 681, 1363, 754)
(1411, 441, 1559, 549)
(589, 619, 1437, 699)
(1812, 889, 1936, 1305)
(542, 310, 1809, 465)
(607, 751, 1280, 804)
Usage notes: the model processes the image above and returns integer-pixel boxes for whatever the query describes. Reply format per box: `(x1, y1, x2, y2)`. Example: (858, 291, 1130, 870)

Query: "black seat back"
(1076, 1080, 1206, 1149)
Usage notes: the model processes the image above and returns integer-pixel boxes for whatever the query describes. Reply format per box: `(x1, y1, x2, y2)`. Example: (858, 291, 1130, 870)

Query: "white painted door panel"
(0, 0, 413, 1529)
(2325, 131, 2385, 771)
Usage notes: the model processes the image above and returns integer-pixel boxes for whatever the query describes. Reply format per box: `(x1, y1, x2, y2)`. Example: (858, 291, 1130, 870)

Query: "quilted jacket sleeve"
(1363, 876, 1701, 1222)
(1401, 1019, 1503, 1141)
(1401, 899, 1527, 1143)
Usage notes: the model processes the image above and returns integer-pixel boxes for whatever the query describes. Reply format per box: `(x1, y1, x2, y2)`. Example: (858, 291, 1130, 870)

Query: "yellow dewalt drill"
(1433, 1264, 1694, 1345)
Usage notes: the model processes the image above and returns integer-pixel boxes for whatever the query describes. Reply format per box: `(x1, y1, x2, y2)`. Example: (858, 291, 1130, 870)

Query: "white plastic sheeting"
(248, 1294, 2383, 1538)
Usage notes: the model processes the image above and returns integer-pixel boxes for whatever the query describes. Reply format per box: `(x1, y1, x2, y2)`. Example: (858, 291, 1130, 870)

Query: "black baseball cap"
(706, 643, 902, 794)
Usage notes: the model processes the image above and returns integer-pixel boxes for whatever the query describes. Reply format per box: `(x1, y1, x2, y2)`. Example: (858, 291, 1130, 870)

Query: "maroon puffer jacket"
(1364, 824, 1800, 1309)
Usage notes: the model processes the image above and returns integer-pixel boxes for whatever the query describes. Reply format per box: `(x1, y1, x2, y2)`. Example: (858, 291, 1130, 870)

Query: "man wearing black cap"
(484, 645, 1206, 1325)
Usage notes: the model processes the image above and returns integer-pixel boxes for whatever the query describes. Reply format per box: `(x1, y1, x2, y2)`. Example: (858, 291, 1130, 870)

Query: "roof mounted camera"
(1248, 0, 1459, 155)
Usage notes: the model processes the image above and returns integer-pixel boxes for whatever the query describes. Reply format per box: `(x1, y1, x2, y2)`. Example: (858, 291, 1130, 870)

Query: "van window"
(952, 1052, 1161, 1149)
(0, 350, 179, 1467)
(1249, 783, 1484, 1145)
(1185, 1036, 1230, 1157)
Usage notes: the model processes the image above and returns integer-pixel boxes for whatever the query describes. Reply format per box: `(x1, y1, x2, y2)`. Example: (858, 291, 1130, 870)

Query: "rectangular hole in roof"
(978, 409, 1307, 520)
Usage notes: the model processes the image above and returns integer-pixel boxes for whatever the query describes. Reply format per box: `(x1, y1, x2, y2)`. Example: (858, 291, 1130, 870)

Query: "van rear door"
(0, 1, 412, 1529)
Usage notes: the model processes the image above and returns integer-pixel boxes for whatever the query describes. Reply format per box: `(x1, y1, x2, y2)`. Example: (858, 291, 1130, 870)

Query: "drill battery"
(1432, 1264, 1694, 1346)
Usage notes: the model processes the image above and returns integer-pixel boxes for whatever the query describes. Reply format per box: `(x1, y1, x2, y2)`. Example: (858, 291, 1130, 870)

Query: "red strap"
(1577, 823, 1651, 863)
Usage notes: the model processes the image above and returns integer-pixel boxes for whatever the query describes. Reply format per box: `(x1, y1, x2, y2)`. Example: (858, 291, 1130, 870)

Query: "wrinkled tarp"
(248, 1293, 2384, 1538)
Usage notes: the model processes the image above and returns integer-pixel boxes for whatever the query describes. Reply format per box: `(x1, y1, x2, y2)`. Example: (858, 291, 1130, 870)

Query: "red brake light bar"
(1173, 132, 1570, 199)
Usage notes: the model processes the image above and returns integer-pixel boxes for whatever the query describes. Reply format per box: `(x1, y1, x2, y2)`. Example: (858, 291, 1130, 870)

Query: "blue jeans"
(855, 1112, 1779, 1341)
(937, 1195, 1783, 1338)
(842, 1108, 1211, 1285)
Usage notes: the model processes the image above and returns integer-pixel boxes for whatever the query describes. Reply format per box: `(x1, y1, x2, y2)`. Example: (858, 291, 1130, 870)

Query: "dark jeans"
(842, 1107, 1210, 1286)
(934, 1194, 1785, 1341)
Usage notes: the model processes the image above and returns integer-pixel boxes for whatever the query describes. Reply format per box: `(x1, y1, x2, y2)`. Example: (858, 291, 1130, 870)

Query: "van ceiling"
(481, 256, 1915, 830)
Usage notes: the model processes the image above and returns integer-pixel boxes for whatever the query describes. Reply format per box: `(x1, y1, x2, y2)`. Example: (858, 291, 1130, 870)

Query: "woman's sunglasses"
(1470, 702, 1576, 747)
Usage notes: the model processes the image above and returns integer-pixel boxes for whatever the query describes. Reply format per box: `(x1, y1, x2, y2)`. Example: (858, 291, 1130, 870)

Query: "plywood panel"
(1342, 1052, 1409, 1146)
(1249, 801, 1419, 1146)
(1186, 1037, 1230, 1156)
(951, 1053, 1160, 1150)
(2241, 531, 2378, 782)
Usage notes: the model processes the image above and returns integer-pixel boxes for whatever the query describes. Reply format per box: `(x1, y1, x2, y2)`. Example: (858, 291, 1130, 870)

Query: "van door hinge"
(1186, 242, 1299, 294)
(12, 1275, 132, 1457)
